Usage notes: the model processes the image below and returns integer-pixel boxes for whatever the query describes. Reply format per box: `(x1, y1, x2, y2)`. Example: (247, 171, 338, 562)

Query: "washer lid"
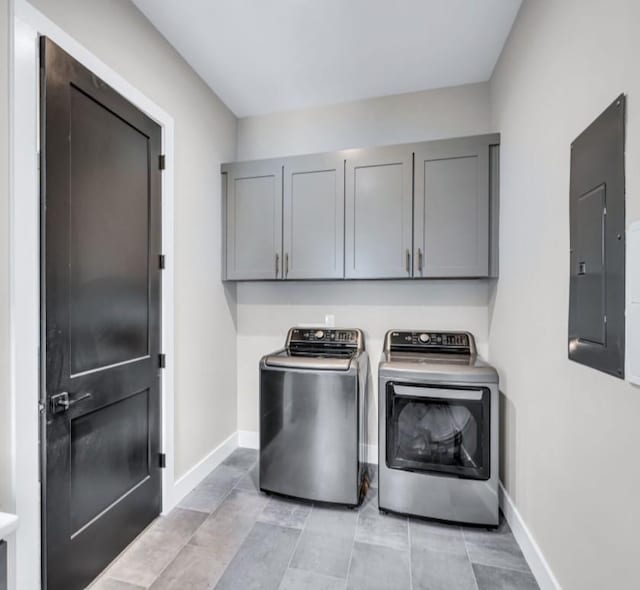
(379, 352, 498, 384)
(264, 350, 355, 371)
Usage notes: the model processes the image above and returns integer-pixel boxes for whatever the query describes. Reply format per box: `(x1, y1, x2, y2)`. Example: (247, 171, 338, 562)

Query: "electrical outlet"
(325, 314, 335, 327)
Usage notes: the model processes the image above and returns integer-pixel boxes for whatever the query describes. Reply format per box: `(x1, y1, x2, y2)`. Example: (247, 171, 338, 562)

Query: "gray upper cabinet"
(283, 154, 345, 279)
(345, 145, 413, 279)
(222, 133, 499, 281)
(223, 159, 283, 280)
(414, 134, 499, 278)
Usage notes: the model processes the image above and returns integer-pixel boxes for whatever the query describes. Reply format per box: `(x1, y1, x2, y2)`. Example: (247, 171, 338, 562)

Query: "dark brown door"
(41, 37, 162, 590)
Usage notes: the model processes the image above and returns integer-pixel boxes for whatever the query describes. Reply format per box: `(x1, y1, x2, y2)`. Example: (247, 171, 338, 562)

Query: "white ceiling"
(132, 0, 522, 118)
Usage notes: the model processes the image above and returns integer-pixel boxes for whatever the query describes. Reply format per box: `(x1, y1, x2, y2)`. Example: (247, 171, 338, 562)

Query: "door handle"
(418, 248, 423, 273)
(285, 253, 289, 278)
(50, 391, 92, 414)
(275, 253, 280, 278)
(406, 249, 411, 274)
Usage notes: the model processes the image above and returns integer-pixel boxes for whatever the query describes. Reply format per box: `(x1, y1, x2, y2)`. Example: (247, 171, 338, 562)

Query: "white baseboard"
(499, 483, 561, 590)
(238, 430, 259, 449)
(169, 431, 238, 512)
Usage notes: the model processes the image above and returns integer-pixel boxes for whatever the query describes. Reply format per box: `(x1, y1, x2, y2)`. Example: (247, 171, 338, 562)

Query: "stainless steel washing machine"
(378, 330, 499, 526)
(260, 327, 368, 506)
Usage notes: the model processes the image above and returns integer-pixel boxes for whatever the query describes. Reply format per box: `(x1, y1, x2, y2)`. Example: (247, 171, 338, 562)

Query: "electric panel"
(569, 94, 626, 378)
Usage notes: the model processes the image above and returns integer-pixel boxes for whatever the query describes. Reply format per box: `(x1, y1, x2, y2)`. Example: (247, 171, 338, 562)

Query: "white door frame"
(10, 1, 176, 588)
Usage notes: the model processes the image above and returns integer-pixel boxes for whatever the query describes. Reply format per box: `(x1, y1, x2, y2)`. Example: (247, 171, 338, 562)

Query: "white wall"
(237, 82, 491, 160)
(490, 1, 639, 588)
(0, 0, 10, 513)
(27, 0, 239, 480)
(235, 83, 494, 442)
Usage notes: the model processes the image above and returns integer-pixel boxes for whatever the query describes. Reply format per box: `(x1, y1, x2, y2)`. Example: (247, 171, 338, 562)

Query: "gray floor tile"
(290, 530, 354, 579)
(259, 495, 312, 529)
(201, 463, 246, 492)
(355, 504, 408, 550)
(291, 506, 358, 578)
(411, 546, 477, 590)
(178, 484, 229, 514)
(410, 518, 467, 556)
(346, 541, 410, 590)
(150, 544, 228, 590)
(290, 504, 358, 578)
(94, 473, 535, 590)
(359, 484, 377, 512)
(190, 489, 269, 556)
(279, 568, 346, 590)
(473, 563, 540, 590)
(306, 505, 359, 537)
(462, 517, 512, 542)
(89, 578, 144, 590)
(223, 447, 258, 471)
(214, 522, 300, 590)
(464, 520, 530, 572)
(106, 529, 185, 588)
(235, 462, 260, 492)
(150, 508, 207, 541)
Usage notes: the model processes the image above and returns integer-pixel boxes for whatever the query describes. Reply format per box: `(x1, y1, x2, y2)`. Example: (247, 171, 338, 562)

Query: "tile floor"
(91, 448, 539, 590)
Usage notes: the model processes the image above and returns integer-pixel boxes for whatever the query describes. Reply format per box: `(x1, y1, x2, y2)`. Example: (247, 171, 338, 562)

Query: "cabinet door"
(283, 154, 344, 279)
(345, 146, 413, 278)
(414, 135, 497, 278)
(224, 160, 283, 280)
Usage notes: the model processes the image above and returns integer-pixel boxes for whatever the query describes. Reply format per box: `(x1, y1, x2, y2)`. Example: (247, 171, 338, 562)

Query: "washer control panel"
(287, 327, 363, 351)
(387, 331, 474, 354)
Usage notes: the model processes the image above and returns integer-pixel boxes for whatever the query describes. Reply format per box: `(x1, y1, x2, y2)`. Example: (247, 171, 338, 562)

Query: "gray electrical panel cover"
(569, 94, 626, 378)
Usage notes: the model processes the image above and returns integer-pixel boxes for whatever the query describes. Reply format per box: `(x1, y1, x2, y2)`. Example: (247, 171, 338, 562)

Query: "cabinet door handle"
(285, 253, 289, 277)
(275, 253, 279, 277)
(418, 248, 423, 273)
(406, 249, 411, 274)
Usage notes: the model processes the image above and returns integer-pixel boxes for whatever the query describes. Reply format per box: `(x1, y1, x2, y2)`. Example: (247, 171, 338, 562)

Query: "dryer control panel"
(386, 331, 475, 355)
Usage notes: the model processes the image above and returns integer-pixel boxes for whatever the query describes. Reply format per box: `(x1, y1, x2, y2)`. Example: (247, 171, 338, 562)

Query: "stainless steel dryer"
(378, 330, 499, 526)
(260, 327, 368, 506)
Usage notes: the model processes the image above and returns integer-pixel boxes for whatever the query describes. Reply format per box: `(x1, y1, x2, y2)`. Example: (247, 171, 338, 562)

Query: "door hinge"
(159, 353, 166, 369)
(159, 453, 166, 469)
(159, 254, 166, 269)
(159, 154, 166, 170)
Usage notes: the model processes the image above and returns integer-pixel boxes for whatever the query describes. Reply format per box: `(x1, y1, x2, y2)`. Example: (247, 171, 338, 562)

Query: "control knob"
(419, 333, 430, 343)
(314, 330, 325, 339)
